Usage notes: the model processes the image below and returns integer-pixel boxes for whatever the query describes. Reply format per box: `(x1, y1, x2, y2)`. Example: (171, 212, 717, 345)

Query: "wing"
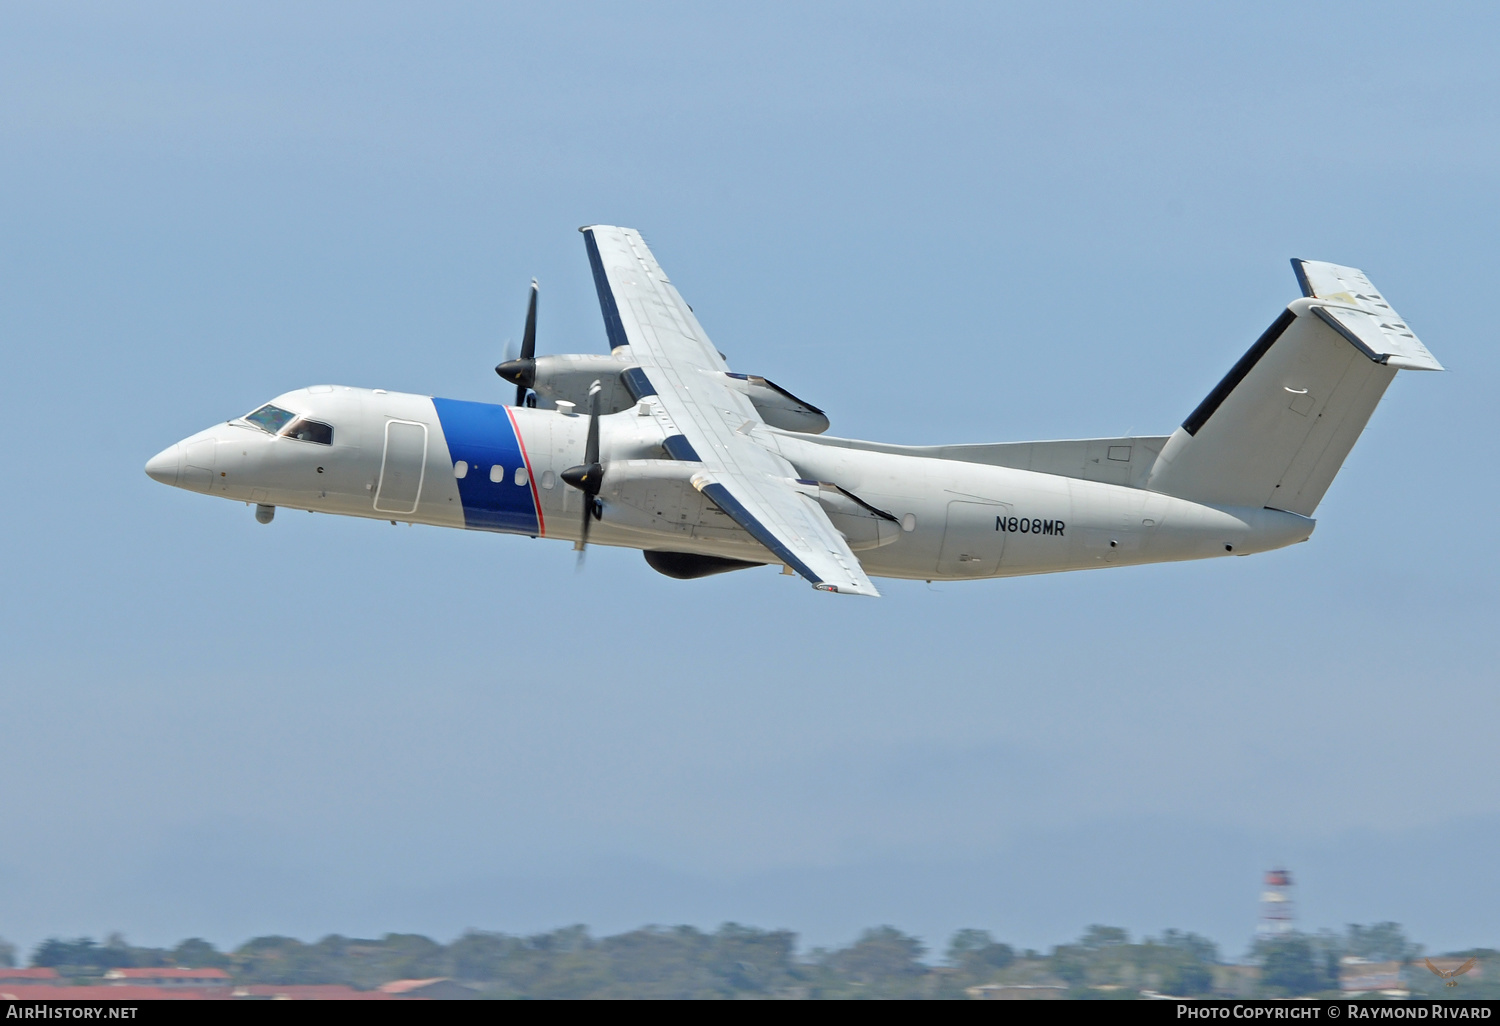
(580, 225, 879, 596)
(1424, 958, 1444, 977)
(1455, 958, 1478, 977)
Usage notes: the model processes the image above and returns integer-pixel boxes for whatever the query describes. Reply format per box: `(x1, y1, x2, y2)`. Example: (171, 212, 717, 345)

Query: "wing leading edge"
(580, 224, 879, 596)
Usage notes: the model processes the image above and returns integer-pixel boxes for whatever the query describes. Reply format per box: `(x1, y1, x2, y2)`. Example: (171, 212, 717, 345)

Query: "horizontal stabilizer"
(1292, 259, 1442, 371)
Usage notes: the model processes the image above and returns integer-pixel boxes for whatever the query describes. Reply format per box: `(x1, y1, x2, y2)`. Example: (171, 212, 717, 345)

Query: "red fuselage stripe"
(504, 406, 546, 537)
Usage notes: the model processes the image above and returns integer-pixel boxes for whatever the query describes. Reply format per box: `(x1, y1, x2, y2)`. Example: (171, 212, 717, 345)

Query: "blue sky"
(2, 1, 1497, 957)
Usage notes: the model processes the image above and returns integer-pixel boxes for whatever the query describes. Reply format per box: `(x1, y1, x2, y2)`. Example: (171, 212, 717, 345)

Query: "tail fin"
(1146, 260, 1441, 516)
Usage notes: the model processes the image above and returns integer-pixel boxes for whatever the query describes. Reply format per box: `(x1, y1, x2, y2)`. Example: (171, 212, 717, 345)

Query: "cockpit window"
(283, 418, 334, 445)
(245, 404, 297, 434)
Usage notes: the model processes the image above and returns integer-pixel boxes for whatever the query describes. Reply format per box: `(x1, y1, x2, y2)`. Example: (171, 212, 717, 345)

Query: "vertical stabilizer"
(1146, 261, 1439, 516)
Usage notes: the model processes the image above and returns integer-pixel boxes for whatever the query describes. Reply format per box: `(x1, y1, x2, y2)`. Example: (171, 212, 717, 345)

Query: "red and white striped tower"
(1256, 867, 1295, 939)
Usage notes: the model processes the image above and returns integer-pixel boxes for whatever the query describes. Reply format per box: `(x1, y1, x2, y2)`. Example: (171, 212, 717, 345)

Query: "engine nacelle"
(499, 349, 830, 432)
(800, 481, 900, 550)
(498, 352, 637, 413)
(595, 459, 708, 535)
(722, 373, 829, 434)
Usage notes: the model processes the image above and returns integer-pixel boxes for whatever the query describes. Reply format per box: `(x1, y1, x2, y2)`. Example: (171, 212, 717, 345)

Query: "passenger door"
(374, 420, 427, 515)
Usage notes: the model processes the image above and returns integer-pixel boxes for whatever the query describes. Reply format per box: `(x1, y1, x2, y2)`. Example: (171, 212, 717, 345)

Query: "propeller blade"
(519, 282, 537, 411)
(495, 280, 539, 406)
(520, 279, 538, 360)
(583, 382, 601, 466)
(572, 382, 604, 555)
(579, 495, 593, 552)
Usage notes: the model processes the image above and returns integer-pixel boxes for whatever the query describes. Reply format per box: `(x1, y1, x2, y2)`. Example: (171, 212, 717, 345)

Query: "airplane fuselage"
(146, 384, 1315, 582)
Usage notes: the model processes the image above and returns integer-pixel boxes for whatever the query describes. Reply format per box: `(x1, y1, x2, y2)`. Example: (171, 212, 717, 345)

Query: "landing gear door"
(937, 500, 1009, 577)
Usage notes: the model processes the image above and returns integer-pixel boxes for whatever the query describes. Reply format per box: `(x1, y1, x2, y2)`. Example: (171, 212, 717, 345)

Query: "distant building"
(103, 968, 230, 989)
(1339, 959, 1409, 999)
(233, 984, 397, 1000)
(0, 986, 223, 1001)
(0, 968, 60, 985)
(965, 983, 1066, 1000)
(377, 978, 477, 1000)
(1211, 963, 1261, 998)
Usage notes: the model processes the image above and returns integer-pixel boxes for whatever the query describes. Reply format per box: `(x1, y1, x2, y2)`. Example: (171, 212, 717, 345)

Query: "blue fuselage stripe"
(432, 397, 540, 535)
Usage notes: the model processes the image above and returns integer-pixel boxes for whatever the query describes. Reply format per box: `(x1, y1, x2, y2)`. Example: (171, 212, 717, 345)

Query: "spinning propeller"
(495, 279, 539, 406)
(560, 380, 605, 557)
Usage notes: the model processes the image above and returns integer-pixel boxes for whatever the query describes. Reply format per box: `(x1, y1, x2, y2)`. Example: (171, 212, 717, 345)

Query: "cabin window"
(454, 460, 469, 479)
(283, 418, 334, 445)
(516, 467, 530, 487)
(489, 464, 504, 483)
(244, 404, 296, 435)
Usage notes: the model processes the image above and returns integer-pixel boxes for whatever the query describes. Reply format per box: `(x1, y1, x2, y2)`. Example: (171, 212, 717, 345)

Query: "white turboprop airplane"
(146, 226, 1441, 597)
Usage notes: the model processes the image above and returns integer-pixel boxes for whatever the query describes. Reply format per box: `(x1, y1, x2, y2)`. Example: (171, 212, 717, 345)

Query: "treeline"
(3, 922, 1494, 999)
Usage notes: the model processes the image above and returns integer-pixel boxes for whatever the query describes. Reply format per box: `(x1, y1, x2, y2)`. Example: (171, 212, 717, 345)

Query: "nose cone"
(145, 444, 183, 487)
